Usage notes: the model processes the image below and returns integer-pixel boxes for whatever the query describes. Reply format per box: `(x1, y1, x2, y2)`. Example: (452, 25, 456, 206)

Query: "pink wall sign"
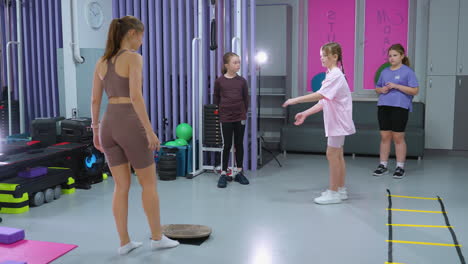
(363, 0, 409, 89)
(307, 0, 356, 92)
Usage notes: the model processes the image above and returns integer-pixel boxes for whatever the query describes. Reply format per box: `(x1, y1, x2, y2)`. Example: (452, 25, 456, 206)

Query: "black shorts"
(378, 106, 409, 132)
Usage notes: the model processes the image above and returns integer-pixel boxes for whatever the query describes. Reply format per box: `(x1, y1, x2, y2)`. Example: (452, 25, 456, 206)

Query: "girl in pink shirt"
(283, 42, 355, 205)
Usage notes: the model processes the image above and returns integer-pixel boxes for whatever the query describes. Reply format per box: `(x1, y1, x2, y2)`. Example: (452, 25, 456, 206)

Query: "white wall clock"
(85, 1, 104, 30)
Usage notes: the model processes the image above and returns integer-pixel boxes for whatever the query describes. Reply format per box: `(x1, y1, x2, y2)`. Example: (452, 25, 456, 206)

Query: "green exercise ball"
(165, 141, 178, 146)
(375, 62, 391, 85)
(176, 123, 193, 141)
(175, 138, 188, 146)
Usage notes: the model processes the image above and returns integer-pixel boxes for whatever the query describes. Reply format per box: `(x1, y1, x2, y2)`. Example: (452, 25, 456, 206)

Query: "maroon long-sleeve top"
(213, 75, 249, 123)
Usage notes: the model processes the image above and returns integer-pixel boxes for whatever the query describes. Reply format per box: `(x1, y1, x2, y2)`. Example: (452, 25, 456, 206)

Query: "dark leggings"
(221, 121, 245, 171)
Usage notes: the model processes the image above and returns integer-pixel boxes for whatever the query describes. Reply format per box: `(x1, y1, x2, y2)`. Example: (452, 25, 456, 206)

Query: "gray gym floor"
(2, 151, 467, 264)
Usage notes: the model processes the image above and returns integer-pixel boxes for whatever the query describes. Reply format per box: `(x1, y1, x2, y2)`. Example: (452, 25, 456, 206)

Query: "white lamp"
(252, 50, 281, 167)
(255, 51, 268, 65)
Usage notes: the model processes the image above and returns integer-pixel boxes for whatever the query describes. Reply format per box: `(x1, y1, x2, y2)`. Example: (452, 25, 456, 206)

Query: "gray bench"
(280, 101, 425, 158)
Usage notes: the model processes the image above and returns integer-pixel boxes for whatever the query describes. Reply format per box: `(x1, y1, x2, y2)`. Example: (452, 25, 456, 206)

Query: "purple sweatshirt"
(213, 75, 249, 123)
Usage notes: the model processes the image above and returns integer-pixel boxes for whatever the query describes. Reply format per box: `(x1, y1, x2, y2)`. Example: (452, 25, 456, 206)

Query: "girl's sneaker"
(322, 187, 348, 200)
(315, 190, 342, 205)
(373, 164, 389, 176)
(217, 175, 228, 188)
(234, 172, 249, 185)
(393, 167, 405, 179)
(338, 187, 348, 200)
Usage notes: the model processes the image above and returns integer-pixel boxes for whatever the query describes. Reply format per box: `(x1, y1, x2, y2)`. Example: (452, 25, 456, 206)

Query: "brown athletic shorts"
(100, 103, 154, 169)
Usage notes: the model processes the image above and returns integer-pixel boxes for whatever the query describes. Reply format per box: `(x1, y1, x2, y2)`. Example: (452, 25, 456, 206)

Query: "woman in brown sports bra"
(91, 16, 178, 255)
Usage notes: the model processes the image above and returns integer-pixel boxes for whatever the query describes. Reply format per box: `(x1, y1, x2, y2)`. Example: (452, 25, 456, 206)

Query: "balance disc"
(162, 224, 212, 239)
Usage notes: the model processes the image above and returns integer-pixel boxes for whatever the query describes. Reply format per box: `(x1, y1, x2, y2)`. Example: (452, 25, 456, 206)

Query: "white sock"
(118, 241, 143, 255)
(396, 162, 405, 169)
(338, 187, 347, 193)
(380, 161, 388, 167)
(151, 235, 179, 250)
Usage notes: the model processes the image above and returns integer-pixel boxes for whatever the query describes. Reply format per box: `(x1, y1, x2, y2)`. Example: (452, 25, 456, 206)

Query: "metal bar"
(191, 37, 199, 175)
(202, 0, 208, 106)
(250, 0, 257, 170)
(198, 0, 204, 174)
(163, 0, 171, 140)
(41, 0, 51, 117)
(178, 0, 185, 123)
(35, 0, 44, 117)
(171, 0, 179, 137)
(6, 41, 19, 135)
(241, 0, 248, 169)
(186, 0, 193, 125)
(225, 0, 231, 52)
(22, 0, 32, 123)
(139, 0, 151, 113)
(148, 0, 156, 132)
(155, 0, 164, 139)
(217, 0, 224, 74)
(50, 0, 59, 117)
(15, 0, 24, 131)
(210, 3, 215, 104)
(30, 0, 39, 117)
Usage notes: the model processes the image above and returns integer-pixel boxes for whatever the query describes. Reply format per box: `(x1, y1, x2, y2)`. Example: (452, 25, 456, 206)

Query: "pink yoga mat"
(0, 240, 77, 264)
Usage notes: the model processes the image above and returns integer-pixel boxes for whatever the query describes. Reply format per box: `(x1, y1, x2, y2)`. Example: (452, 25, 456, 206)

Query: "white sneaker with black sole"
(373, 164, 389, 176)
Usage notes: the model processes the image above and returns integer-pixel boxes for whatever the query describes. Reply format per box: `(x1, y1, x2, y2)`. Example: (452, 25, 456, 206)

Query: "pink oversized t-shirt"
(316, 67, 356, 137)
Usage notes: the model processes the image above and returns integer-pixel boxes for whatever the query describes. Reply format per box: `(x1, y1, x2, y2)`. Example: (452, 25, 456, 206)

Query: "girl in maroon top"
(213, 52, 250, 188)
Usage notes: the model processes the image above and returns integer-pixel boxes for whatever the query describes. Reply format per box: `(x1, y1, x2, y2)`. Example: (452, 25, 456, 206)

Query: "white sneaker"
(338, 187, 348, 200)
(321, 187, 348, 200)
(151, 235, 179, 250)
(315, 190, 342, 205)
